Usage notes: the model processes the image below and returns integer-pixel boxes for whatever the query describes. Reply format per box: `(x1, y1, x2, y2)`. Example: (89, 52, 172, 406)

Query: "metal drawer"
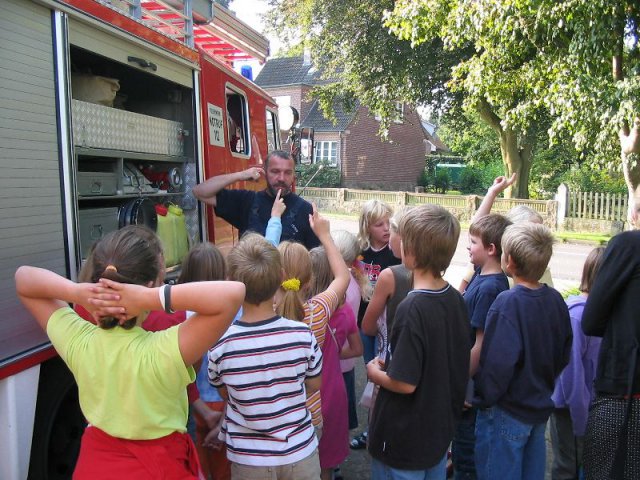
(78, 207, 119, 257)
(78, 171, 118, 196)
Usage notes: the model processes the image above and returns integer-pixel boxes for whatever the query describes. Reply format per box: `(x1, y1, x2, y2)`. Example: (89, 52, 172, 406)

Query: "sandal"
(349, 431, 367, 450)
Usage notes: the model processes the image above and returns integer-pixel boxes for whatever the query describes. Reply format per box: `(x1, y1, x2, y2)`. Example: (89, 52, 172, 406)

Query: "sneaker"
(349, 431, 367, 450)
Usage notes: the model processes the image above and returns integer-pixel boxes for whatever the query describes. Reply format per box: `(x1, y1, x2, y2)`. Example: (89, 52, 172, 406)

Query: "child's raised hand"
(487, 172, 517, 197)
(308, 203, 330, 239)
(271, 188, 286, 218)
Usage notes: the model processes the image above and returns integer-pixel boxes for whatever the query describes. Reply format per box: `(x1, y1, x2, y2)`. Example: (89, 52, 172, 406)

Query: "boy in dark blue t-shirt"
(474, 223, 572, 480)
(452, 214, 512, 479)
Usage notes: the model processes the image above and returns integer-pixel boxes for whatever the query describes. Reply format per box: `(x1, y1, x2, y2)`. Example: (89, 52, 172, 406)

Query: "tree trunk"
(620, 119, 640, 223)
(477, 99, 533, 199)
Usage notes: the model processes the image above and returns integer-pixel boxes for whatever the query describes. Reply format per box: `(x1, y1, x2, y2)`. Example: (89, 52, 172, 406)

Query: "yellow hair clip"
(281, 278, 301, 292)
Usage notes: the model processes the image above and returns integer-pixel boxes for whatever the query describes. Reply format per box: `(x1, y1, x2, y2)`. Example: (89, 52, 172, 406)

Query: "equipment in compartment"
(118, 198, 158, 231)
(78, 207, 119, 257)
(141, 164, 184, 192)
(122, 162, 158, 194)
(71, 74, 120, 107)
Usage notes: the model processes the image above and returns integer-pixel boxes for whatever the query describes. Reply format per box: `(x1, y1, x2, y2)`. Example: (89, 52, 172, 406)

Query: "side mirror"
(278, 106, 299, 132)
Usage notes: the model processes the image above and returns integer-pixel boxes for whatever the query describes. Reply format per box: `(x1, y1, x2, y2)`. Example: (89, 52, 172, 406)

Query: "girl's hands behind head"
(88, 278, 149, 322)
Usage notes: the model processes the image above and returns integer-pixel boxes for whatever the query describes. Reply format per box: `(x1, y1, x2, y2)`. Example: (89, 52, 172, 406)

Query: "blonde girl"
(15, 226, 244, 479)
(275, 207, 351, 434)
(356, 199, 400, 360)
(361, 208, 412, 362)
(352, 200, 401, 449)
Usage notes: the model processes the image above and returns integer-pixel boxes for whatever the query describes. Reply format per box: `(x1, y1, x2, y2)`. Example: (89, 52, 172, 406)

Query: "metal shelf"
(76, 147, 189, 163)
(79, 192, 184, 201)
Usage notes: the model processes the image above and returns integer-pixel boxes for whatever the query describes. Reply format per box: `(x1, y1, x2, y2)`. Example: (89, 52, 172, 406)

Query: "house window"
(315, 141, 338, 166)
(266, 109, 280, 153)
(226, 86, 250, 156)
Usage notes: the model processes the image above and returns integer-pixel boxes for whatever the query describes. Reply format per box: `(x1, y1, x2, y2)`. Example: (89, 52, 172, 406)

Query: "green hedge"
(295, 162, 342, 188)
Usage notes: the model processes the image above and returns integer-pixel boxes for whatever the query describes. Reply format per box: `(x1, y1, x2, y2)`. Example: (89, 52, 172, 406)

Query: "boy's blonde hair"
(507, 205, 543, 225)
(276, 241, 312, 321)
(358, 199, 393, 250)
(398, 205, 460, 276)
(469, 214, 512, 258)
(501, 223, 554, 281)
(227, 233, 282, 305)
(389, 207, 408, 233)
(332, 229, 372, 301)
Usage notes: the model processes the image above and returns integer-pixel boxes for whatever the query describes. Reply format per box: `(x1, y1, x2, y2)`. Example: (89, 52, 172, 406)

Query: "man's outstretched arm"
(193, 167, 263, 207)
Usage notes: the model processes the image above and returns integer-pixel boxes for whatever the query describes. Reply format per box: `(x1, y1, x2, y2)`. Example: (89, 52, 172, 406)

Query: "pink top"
(340, 275, 361, 373)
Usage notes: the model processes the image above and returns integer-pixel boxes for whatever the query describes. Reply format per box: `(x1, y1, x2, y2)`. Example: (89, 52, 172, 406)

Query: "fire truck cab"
(0, 1, 278, 478)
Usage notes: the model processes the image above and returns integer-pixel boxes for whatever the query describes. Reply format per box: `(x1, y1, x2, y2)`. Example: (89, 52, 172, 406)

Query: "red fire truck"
(0, 1, 280, 477)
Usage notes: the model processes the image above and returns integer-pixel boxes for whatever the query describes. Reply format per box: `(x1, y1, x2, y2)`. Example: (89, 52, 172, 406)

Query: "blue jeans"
(361, 331, 377, 364)
(371, 455, 447, 480)
(475, 406, 546, 480)
(342, 368, 358, 430)
(452, 407, 477, 479)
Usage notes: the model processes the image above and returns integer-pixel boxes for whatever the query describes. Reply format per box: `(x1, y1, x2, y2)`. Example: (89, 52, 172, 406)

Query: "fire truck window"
(266, 110, 279, 152)
(226, 89, 249, 155)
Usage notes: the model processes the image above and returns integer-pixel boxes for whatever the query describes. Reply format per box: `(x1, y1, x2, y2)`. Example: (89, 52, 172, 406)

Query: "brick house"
(254, 55, 434, 190)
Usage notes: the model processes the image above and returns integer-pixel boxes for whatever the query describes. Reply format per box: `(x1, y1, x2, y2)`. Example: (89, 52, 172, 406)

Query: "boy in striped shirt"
(208, 233, 322, 478)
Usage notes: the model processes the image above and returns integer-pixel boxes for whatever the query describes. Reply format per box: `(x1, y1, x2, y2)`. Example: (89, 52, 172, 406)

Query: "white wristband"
(159, 285, 167, 312)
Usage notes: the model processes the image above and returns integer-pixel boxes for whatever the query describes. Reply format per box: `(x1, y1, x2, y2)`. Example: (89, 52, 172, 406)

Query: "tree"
(265, 0, 549, 198)
(387, 0, 639, 210)
(264, 0, 469, 138)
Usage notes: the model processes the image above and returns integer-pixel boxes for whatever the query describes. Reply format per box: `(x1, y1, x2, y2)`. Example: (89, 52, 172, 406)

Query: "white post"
(555, 183, 568, 229)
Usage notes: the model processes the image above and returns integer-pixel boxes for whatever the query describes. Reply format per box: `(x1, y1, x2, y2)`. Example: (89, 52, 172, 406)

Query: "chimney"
(303, 47, 311, 66)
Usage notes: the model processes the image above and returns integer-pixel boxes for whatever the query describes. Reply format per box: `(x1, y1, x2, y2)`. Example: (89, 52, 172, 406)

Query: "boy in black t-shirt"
(473, 223, 572, 480)
(366, 205, 471, 479)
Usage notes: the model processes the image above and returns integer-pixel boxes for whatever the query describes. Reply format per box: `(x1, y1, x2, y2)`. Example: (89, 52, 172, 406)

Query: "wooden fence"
(566, 191, 628, 221)
(302, 187, 557, 228)
(301, 186, 629, 232)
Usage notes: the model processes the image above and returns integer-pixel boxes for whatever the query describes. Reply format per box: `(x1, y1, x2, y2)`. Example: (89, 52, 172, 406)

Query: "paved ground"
(323, 213, 589, 479)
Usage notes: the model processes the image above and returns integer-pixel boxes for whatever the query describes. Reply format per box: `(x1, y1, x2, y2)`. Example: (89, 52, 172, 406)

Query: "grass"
(555, 231, 611, 245)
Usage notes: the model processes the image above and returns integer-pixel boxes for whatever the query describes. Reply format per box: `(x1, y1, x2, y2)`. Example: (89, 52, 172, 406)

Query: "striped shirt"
(303, 289, 340, 426)
(208, 315, 322, 466)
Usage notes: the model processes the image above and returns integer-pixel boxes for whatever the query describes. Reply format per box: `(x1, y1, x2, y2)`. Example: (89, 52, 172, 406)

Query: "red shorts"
(73, 426, 203, 479)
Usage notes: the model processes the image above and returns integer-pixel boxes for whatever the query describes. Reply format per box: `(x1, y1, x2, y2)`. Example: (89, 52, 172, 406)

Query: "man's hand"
(487, 172, 517, 198)
(308, 203, 330, 239)
(271, 189, 286, 218)
(244, 167, 264, 182)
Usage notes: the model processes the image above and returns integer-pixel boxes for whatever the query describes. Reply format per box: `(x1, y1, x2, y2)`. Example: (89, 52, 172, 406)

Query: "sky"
(228, 0, 281, 76)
